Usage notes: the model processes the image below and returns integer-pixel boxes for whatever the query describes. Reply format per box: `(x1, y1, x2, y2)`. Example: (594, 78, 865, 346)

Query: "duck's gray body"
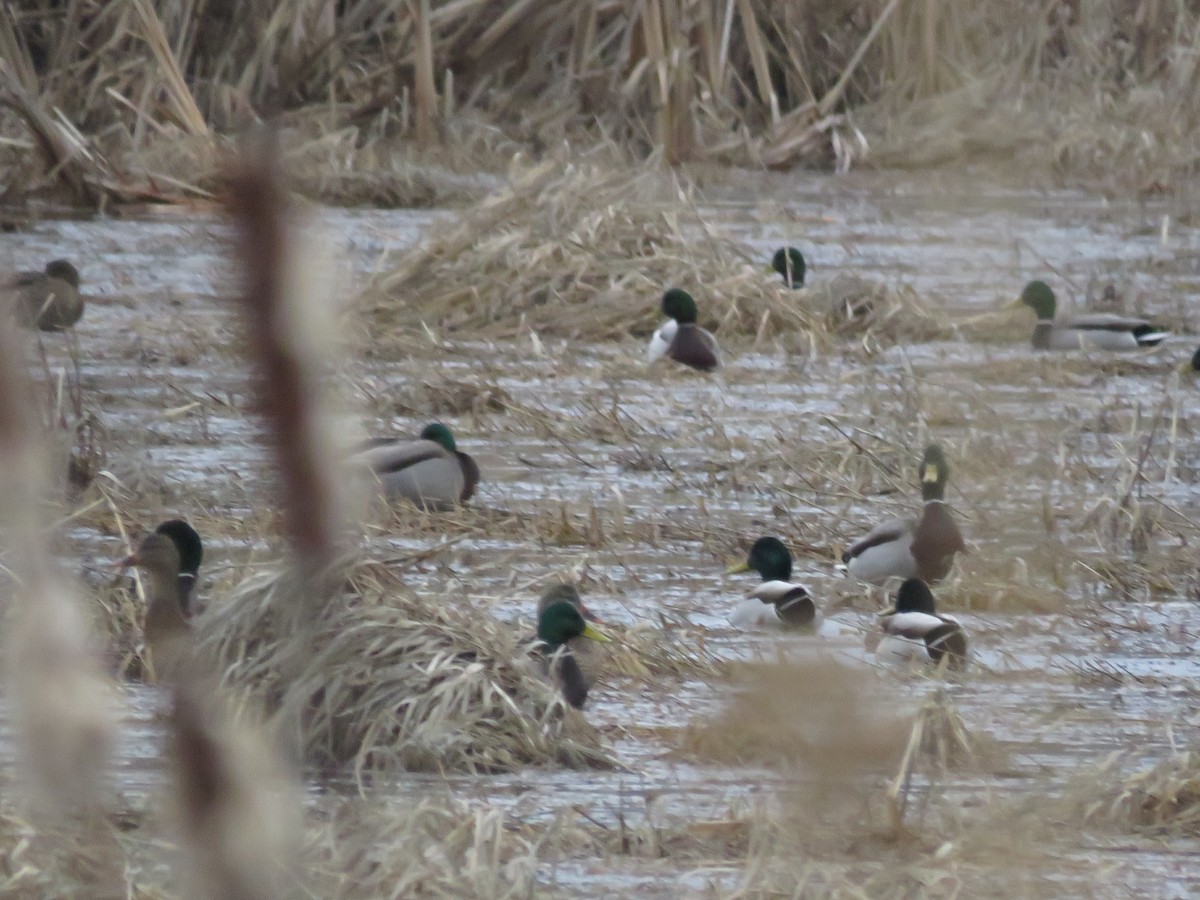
(1032, 315, 1168, 351)
(351, 437, 477, 510)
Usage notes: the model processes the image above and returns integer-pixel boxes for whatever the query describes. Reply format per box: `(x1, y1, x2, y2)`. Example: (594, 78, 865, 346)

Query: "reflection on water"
(4, 171, 1200, 893)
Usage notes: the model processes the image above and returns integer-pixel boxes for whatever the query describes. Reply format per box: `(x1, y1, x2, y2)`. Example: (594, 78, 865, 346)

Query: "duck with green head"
(647, 288, 721, 372)
(771, 247, 807, 289)
(8, 260, 84, 331)
(727, 536, 818, 631)
(874, 578, 967, 671)
(843, 445, 965, 585)
(153, 519, 204, 617)
(350, 422, 480, 511)
(534, 586, 610, 709)
(1016, 280, 1168, 351)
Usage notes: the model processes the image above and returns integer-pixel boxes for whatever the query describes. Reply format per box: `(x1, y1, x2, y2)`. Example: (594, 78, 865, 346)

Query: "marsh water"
(7, 168, 1200, 895)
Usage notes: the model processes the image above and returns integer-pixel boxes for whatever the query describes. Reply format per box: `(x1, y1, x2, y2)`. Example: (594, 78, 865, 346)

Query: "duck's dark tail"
(926, 624, 968, 670)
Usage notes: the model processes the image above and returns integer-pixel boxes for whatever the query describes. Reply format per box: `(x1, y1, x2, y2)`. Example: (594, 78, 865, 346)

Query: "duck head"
(154, 519, 203, 579)
(1017, 280, 1057, 320)
(44, 259, 80, 288)
(537, 600, 610, 649)
(660, 288, 699, 324)
(420, 422, 457, 452)
(538, 583, 602, 622)
(920, 444, 950, 502)
(891, 577, 938, 615)
(727, 536, 793, 582)
(771, 247, 806, 288)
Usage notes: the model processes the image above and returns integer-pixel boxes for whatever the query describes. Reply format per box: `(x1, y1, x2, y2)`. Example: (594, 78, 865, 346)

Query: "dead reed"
(4, 2, 1200, 206)
(196, 556, 615, 775)
(361, 158, 942, 346)
(1077, 750, 1200, 835)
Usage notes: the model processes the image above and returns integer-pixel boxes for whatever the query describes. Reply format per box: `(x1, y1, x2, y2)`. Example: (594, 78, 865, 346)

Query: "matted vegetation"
(3, 1, 1200, 207)
(196, 555, 615, 775)
(361, 158, 945, 345)
(1077, 750, 1200, 835)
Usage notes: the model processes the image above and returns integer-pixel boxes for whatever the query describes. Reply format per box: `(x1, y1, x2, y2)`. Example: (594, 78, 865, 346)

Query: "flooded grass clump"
(1078, 751, 1200, 835)
(198, 555, 615, 777)
(681, 657, 913, 771)
(305, 796, 559, 898)
(363, 159, 947, 348)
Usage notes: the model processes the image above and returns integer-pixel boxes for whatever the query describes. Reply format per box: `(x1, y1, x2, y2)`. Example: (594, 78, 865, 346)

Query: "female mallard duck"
(843, 445, 965, 585)
(534, 590, 610, 709)
(8, 260, 84, 331)
(726, 536, 818, 630)
(153, 519, 204, 617)
(772, 247, 807, 289)
(350, 422, 480, 511)
(122, 532, 193, 682)
(1017, 280, 1168, 350)
(647, 288, 721, 372)
(874, 578, 967, 670)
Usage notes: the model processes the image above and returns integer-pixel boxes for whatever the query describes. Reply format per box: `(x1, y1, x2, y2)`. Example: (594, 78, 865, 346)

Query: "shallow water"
(6, 169, 1200, 895)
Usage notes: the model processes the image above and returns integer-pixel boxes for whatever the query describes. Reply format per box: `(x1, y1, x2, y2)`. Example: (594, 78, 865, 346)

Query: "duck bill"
(1175, 359, 1196, 375)
(117, 552, 139, 569)
(876, 606, 897, 617)
(581, 623, 611, 643)
(725, 560, 751, 575)
(1005, 297, 1025, 310)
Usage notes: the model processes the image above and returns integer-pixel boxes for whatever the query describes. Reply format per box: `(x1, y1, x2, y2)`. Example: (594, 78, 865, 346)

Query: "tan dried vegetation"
(2, 1, 1199, 209)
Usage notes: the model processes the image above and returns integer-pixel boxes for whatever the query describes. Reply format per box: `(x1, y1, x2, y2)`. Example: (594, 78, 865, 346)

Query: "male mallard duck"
(350, 422, 480, 511)
(843, 445, 965, 585)
(8, 260, 84, 331)
(647, 288, 721, 372)
(533, 592, 610, 709)
(122, 532, 193, 682)
(772, 247, 807, 289)
(153, 519, 204, 617)
(536, 583, 602, 623)
(726, 536, 818, 631)
(1016, 280, 1168, 350)
(874, 578, 967, 670)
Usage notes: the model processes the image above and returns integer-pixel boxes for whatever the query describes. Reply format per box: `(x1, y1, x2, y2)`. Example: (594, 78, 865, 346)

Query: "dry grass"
(361, 158, 944, 346)
(1076, 750, 1200, 835)
(304, 796, 555, 898)
(197, 555, 615, 776)
(4, 2, 1200, 206)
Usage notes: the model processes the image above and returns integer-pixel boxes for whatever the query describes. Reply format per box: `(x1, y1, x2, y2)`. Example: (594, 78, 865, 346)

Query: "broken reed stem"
(225, 134, 343, 575)
(412, 0, 437, 145)
(0, 66, 99, 205)
(817, 0, 905, 117)
(130, 0, 209, 137)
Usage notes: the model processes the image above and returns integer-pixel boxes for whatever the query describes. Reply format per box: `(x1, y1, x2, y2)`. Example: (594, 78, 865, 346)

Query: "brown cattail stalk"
(412, 0, 438, 144)
(0, 322, 115, 815)
(225, 135, 345, 575)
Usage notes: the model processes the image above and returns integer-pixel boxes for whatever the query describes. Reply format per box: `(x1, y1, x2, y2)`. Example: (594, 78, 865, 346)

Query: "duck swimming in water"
(647, 288, 721, 372)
